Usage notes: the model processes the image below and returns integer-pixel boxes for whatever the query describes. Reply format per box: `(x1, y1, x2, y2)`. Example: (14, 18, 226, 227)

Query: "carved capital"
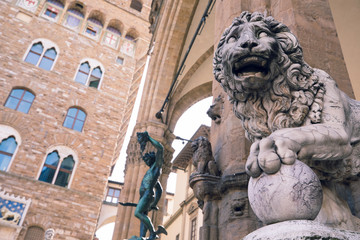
(189, 173, 221, 202)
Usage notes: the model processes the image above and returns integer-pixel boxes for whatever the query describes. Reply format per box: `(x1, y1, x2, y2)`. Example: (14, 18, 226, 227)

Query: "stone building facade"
(114, 0, 360, 239)
(0, 0, 151, 239)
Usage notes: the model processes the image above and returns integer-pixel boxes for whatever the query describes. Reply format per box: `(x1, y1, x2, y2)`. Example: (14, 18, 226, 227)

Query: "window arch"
(121, 32, 137, 57)
(4, 88, 35, 114)
(38, 146, 77, 188)
(0, 137, 17, 172)
(24, 39, 59, 71)
(130, 0, 142, 12)
(24, 226, 45, 240)
(0, 125, 21, 172)
(40, 0, 65, 21)
(63, 3, 84, 30)
(63, 107, 86, 132)
(74, 59, 104, 89)
(103, 20, 123, 49)
(84, 13, 104, 40)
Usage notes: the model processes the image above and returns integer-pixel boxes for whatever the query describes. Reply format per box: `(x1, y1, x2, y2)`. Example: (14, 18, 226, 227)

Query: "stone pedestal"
(190, 172, 260, 240)
(190, 174, 221, 240)
(243, 220, 360, 240)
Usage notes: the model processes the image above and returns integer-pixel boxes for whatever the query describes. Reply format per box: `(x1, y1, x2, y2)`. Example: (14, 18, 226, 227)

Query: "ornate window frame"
(74, 58, 105, 89)
(23, 38, 59, 71)
(37, 145, 78, 188)
(0, 125, 21, 172)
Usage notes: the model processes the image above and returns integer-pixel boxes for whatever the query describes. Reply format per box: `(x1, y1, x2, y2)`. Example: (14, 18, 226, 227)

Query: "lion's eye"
(227, 36, 237, 43)
(258, 31, 268, 38)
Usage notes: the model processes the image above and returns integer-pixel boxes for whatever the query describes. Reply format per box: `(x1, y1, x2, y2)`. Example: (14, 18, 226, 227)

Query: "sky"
(96, 96, 213, 239)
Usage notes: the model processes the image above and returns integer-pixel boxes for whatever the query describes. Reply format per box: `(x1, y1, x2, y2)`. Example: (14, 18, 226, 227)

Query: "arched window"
(41, 0, 64, 21)
(121, 34, 137, 57)
(130, 0, 142, 12)
(38, 48, 57, 70)
(74, 62, 90, 85)
(4, 88, 35, 114)
(38, 148, 76, 188)
(24, 40, 58, 70)
(103, 26, 122, 49)
(0, 125, 21, 172)
(63, 107, 86, 132)
(24, 226, 45, 240)
(74, 60, 104, 89)
(63, 8, 84, 29)
(0, 136, 17, 171)
(84, 18, 103, 40)
(24, 42, 43, 65)
(89, 67, 102, 88)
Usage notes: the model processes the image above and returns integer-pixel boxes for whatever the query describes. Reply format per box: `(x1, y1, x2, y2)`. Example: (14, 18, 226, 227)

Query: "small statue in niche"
(191, 136, 220, 176)
(1, 206, 21, 224)
(120, 131, 167, 240)
(206, 95, 224, 124)
(213, 11, 360, 227)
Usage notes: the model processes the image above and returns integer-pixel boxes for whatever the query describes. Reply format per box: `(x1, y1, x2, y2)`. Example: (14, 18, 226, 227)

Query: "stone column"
(113, 136, 143, 240)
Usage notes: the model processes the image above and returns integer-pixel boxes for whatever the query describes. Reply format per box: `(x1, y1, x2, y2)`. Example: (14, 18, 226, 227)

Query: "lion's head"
(213, 12, 324, 142)
(191, 136, 212, 154)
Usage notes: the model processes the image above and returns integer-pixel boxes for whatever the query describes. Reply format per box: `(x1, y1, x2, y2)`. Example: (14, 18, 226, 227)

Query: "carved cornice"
(219, 172, 249, 193)
(189, 173, 221, 201)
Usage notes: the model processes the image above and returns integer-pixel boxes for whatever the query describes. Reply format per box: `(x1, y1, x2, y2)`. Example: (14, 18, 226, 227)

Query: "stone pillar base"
(242, 220, 360, 240)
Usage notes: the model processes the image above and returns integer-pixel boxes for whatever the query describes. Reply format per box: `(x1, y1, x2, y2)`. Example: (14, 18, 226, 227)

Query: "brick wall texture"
(0, 0, 151, 239)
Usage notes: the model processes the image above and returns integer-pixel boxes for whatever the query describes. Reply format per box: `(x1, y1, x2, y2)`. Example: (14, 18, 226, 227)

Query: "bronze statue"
(120, 131, 167, 240)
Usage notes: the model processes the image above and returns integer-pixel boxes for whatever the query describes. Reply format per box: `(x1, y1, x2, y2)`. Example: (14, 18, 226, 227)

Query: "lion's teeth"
(255, 72, 263, 77)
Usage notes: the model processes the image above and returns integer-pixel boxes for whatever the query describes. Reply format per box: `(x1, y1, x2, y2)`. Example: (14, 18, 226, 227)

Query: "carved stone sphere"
(248, 160, 323, 224)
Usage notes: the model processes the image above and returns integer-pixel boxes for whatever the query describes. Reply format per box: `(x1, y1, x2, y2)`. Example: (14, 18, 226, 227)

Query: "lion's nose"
(239, 34, 258, 50)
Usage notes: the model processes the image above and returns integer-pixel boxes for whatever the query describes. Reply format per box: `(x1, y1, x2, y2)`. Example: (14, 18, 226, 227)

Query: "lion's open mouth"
(232, 56, 268, 78)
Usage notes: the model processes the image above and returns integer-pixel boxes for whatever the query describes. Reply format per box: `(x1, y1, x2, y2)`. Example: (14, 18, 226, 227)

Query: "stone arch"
(168, 82, 212, 132)
(23, 214, 53, 231)
(0, 112, 32, 138)
(107, 19, 124, 35)
(97, 215, 116, 230)
(87, 9, 105, 26)
(42, 132, 85, 152)
(165, 46, 213, 128)
(125, 28, 139, 40)
(66, 1, 86, 15)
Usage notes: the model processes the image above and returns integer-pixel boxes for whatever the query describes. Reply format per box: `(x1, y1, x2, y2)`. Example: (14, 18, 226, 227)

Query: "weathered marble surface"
(248, 160, 322, 224)
(242, 220, 360, 240)
(213, 11, 360, 228)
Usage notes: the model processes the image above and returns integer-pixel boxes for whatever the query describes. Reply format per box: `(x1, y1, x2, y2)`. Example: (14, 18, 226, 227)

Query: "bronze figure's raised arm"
(120, 131, 167, 240)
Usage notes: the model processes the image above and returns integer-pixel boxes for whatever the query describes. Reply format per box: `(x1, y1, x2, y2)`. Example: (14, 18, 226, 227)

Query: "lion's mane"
(213, 12, 325, 142)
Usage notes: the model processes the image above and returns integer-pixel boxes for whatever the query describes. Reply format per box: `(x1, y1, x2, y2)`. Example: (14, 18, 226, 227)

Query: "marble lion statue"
(1, 206, 21, 224)
(213, 12, 360, 228)
(191, 136, 220, 176)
